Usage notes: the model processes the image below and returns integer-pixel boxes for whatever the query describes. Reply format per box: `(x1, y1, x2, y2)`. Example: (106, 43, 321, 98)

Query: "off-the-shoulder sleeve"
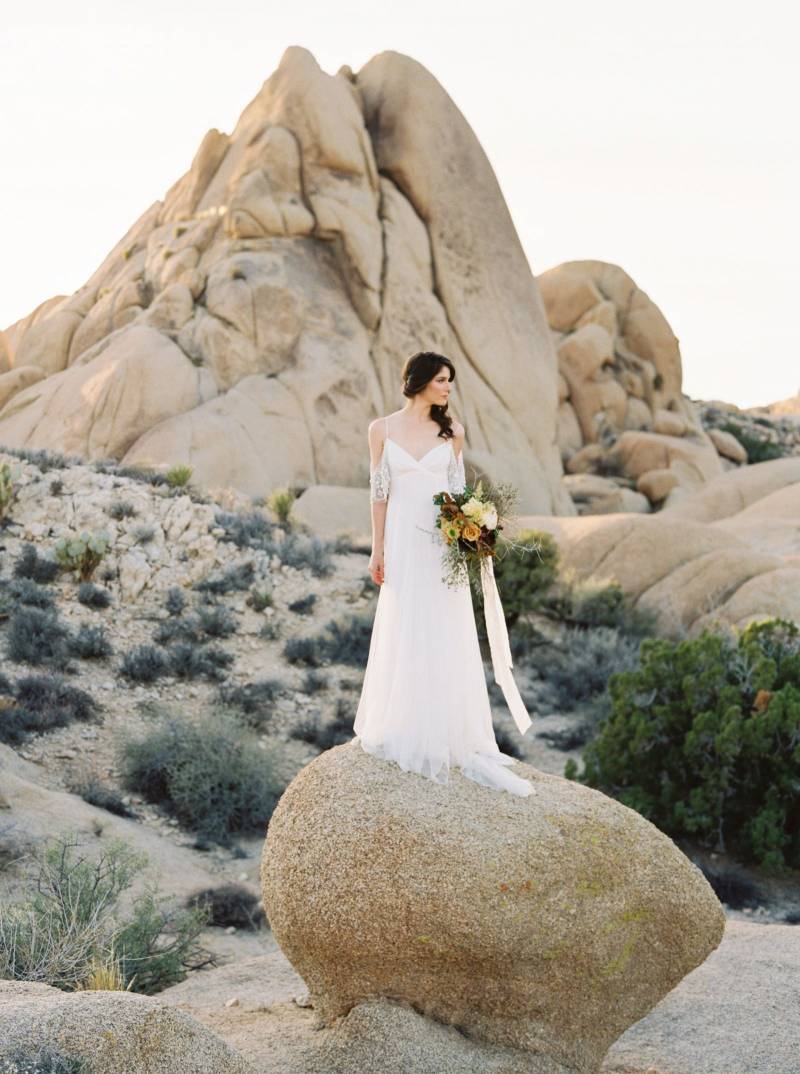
(369, 441, 390, 502)
(447, 443, 466, 494)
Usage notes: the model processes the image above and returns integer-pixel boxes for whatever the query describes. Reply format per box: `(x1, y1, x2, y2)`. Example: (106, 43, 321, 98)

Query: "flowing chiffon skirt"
(353, 438, 533, 797)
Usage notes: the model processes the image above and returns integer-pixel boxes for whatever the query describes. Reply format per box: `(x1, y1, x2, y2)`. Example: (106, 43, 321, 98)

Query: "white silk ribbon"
(479, 555, 533, 735)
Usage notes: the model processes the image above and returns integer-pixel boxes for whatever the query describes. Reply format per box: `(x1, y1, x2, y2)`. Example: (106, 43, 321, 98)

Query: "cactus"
(54, 530, 111, 581)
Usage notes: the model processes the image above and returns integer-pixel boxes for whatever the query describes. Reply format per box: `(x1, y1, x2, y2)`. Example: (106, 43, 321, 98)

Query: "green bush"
(543, 572, 657, 638)
(565, 618, 800, 872)
(488, 530, 559, 627)
(0, 832, 213, 994)
(721, 422, 785, 463)
(116, 706, 286, 846)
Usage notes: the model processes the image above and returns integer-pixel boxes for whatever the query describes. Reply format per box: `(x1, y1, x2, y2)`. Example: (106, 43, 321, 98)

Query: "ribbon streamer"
(479, 555, 533, 735)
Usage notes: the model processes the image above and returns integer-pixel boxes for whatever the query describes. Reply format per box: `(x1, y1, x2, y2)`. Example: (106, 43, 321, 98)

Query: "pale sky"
(2, 0, 797, 408)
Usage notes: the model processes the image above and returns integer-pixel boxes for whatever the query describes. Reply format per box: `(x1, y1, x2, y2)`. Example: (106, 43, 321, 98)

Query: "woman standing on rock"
(353, 350, 535, 796)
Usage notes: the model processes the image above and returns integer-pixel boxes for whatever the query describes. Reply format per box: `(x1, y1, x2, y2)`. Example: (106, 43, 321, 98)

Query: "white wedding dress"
(353, 417, 534, 796)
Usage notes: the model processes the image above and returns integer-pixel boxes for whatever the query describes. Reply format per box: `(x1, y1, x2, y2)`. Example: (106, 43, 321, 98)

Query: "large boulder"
(0, 980, 258, 1074)
(261, 741, 724, 1074)
(0, 46, 571, 515)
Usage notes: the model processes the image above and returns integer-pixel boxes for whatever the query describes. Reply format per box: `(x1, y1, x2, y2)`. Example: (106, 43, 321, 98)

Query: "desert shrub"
(565, 618, 800, 872)
(5, 607, 73, 669)
(283, 635, 325, 667)
(489, 530, 560, 627)
(165, 464, 192, 488)
(196, 604, 237, 638)
(536, 626, 642, 735)
(300, 669, 328, 694)
(721, 422, 785, 463)
(0, 674, 98, 745)
(543, 572, 657, 638)
(53, 531, 110, 581)
(2, 578, 55, 609)
(493, 724, 525, 759)
(213, 508, 277, 550)
(168, 642, 233, 682)
(107, 499, 137, 520)
(185, 884, 266, 930)
(276, 531, 334, 577)
(290, 711, 353, 750)
(0, 832, 213, 994)
(65, 774, 136, 818)
(69, 624, 113, 660)
(0, 1044, 88, 1073)
(266, 487, 296, 526)
(288, 593, 317, 615)
(13, 543, 61, 583)
(259, 618, 281, 640)
(218, 678, 283, 729)
(76, 581, 112, 609)
(163, 586, 187, 616)
(153, 614, 203, 646)
(0, 460, 22, 521)
(246, 586, 274, 611)
(49, 478, 64, 496)
(194, 560, 256, 594)
(131, 523, 156, 544)
(318, 611, 374, 666)
(119, 644, 171, 683)
(0, 446, 76, 471)
(116, 707, 286, 845)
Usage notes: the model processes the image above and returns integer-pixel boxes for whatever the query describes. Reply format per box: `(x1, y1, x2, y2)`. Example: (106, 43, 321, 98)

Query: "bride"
(353, 351, 535, 797)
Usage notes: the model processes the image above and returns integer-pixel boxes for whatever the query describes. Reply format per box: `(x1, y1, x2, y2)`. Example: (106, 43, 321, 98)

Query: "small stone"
(224, 996, 240, 1007)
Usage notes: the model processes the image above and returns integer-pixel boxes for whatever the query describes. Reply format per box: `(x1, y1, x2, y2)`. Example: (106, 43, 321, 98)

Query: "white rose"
(483, 506, 498, 529)
(462, 498, 483, 519)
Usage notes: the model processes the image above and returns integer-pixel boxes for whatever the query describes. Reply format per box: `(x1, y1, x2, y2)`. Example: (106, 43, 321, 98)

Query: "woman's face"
(423, 366, 452, 405)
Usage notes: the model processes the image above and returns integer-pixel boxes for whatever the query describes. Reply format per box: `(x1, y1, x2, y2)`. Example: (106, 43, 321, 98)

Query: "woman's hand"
(369, 549, 385, 586)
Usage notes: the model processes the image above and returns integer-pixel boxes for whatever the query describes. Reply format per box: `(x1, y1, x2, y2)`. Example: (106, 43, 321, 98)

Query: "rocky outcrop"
(0, 980, 258, 1074)
(538, 261, 730, 511)
(0, 47, 571, 515)
(261, 740, 724, 1074)
(523, 456, 800, 634)
(156, 918, 800, 1074)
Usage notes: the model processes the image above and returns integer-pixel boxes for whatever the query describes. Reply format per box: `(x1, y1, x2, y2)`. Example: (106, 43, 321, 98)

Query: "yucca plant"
(0, 460, 22, 519)
(267, 487, 296, 526)
(165, 464, 192, 488)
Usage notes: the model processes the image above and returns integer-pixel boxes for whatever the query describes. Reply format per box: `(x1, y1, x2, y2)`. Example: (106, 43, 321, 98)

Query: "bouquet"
(431, 472, 537, 735)
(433, 475, 528, 597)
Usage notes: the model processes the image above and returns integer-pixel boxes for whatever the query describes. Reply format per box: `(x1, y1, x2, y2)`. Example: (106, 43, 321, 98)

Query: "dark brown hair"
(401, 351, 456, 440)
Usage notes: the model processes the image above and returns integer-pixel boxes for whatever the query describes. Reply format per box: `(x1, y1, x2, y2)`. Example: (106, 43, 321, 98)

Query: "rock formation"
(261, 740, 725, 1074)
(0, 980, 258, 1074)
(524, 455, 800, 634)
(0, 47, 571, 515)
(537, 261, 738, 512)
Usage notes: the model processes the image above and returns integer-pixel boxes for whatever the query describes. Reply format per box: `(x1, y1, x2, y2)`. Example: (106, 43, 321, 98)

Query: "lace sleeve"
(369, 442, 390, 502)
(447, 444, 466, 495)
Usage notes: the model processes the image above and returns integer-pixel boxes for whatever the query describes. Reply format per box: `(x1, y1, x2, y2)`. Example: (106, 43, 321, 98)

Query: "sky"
(2, 0, 797, 408)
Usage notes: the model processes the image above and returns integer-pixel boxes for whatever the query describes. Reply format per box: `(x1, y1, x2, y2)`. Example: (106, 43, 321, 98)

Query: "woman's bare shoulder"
(450, 419, 465, 440)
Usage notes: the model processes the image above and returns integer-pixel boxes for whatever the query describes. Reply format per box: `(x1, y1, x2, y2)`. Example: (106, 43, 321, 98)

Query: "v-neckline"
(385, 436, 452, 466)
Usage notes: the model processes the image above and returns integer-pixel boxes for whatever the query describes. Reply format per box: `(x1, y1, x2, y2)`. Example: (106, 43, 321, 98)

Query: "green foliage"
(489, 530, 559, 627)
(0, 832, 213, 994)
(0, 460, 22, 520)
(116, 706, 286, 846)
(565, 618, 800, 872)
(53, 531, 111, 581)
(266, 486, 296, 526)
(721, 421, 786, 463)
(543, 571, 657, 638)
(165, 464, 192, 488)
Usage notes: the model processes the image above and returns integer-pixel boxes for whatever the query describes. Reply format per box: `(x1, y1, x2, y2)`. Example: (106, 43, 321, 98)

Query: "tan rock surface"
(0, 47, 571, 515)
(0, 980, 258, 1074)
(261, 741, 724, 1074)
